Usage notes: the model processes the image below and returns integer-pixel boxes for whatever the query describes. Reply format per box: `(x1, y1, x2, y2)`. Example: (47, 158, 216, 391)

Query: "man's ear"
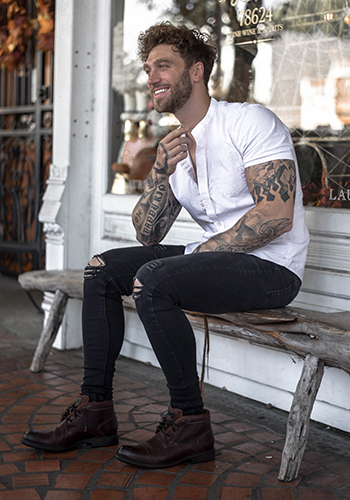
(192, 61, 205, 82)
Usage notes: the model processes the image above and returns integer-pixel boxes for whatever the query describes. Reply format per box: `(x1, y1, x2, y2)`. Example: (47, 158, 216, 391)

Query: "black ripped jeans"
(81, 245, 301, 413)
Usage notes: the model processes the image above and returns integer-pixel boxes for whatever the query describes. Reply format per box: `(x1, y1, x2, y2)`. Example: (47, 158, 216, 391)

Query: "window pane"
(111, 0, 350, 208)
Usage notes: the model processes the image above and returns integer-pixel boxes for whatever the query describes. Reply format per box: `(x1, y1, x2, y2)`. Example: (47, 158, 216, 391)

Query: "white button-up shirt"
(169, 98, 309, 280)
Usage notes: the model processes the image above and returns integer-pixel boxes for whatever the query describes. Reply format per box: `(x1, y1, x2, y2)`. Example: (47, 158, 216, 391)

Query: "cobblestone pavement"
(1, 276, 350, 499)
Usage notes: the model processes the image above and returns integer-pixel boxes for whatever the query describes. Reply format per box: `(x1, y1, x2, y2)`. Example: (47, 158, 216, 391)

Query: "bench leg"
(278, 354, 324, 482)
(30, 290, 69, 373)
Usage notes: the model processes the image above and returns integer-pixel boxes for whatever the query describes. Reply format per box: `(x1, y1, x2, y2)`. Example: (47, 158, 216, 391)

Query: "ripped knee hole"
(132, 278, 143, 300)
(84, 254, 106, 279)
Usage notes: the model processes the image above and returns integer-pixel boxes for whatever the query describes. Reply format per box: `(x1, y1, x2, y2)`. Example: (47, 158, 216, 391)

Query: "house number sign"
(218, 0, 283, 41)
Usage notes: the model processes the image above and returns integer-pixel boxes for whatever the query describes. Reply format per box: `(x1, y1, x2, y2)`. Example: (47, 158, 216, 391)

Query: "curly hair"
(138, 22, 217, 89)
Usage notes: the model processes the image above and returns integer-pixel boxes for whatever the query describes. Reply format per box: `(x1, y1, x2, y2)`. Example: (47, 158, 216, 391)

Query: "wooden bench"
(18, 268, 350, 482)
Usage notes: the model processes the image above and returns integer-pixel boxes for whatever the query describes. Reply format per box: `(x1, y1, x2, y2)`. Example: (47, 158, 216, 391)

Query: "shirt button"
(200, 203, 205, 207)
(217, 222, 222, 226)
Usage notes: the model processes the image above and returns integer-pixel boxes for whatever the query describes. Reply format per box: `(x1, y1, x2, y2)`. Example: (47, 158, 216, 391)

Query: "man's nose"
(147, 68, 161, 86)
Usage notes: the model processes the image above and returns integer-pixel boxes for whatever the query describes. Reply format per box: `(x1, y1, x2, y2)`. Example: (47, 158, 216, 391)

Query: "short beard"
(153, 68, 193, 114)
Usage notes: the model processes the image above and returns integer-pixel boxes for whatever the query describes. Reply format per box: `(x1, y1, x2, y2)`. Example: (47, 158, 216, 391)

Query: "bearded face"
(151, 68, 193, 114)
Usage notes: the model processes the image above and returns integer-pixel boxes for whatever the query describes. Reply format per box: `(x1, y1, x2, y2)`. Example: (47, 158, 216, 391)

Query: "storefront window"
(110, 0, 350, 209)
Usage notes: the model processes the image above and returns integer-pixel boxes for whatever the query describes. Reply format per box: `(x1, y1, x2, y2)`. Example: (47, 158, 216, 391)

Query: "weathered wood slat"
(185, 311, 350, 374)
(30, 290, 69, 372)
(18, 269, 84, 299)
(278, 354, 325, 481)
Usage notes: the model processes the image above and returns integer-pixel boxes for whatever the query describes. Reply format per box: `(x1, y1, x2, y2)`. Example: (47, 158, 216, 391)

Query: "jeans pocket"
(254, 279, 301, 310)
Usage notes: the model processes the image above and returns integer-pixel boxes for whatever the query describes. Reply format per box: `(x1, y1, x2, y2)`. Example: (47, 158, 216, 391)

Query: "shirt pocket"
(209, 156, 247, 199)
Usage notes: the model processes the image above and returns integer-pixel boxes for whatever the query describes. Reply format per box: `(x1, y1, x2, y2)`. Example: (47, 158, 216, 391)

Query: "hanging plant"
(0, 0, 54, 71)
(35, 0, 54, 52)
(0, 0, 34, 71)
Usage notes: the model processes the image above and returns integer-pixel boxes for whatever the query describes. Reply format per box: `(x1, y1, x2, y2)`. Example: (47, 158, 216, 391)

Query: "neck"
(175, 91, 211, 131)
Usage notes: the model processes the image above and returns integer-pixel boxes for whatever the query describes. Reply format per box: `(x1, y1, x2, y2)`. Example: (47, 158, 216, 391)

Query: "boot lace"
(156, 413, 180, 435)
(60, 399, 83, 423)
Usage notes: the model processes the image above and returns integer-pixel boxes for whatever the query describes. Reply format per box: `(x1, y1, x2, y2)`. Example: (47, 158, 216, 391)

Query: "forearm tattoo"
(133, 166, 181, 246)
(194, 159, 296, 254)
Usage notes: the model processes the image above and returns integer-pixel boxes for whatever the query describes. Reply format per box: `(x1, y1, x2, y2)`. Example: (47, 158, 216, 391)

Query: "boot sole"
(116, 447, 215, 469)
(21, 434, 119, 452)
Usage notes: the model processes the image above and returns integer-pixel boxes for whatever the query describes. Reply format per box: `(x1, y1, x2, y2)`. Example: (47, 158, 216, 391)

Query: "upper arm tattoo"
(247, 159, 296, 205)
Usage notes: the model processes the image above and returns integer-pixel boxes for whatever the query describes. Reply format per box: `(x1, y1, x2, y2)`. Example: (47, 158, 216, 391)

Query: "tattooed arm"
(132, 127, 189, 246)
(193, 159, 296, 253)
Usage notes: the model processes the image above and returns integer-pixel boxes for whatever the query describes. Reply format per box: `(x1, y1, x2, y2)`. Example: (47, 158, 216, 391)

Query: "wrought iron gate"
(0, 1, 53, 274)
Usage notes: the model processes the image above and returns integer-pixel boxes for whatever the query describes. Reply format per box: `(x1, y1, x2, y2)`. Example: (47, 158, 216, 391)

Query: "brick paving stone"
(303, 450, 338, 464)
(90, 491, 125, 500)
(259, 487, 295, 499)
(180, 471, 218, 487)
(0, 464, 20, 476)
(25, 460, 60, 472)
(133, 412, 160, 423)
(263, 471, 302, 487)
(0, 442, 11, 452)
(327, 460, 350, 475)
(215, 431, 247, 445)
(114, 404, 135, 413)
(118, 422, 136, 432)
(218, 487, 252, 500)
(136, 403, 168, 414)
(2, 450, 39, 462)
(236, 460, 275, 475)
(0, 488, 40, 500)
(43, 450, 77, 459)
(121, 428, 154, 442)
(7, 406, 37, 414)
(79, 449, 115, 462)
(97, 472, 134, 487)
(308, 470, 349, 488)
(32, 414, 62, 425)
(216, 448, 250, 462)
(173, 485, 208, 500)
(12, 473, 49, 488)
(53, 474, 90, 489)
(132, 487, 168, 500)
(224, 472, 261, 487)
(299, 489, 335, 500)
(105, 460, 139, 473)
(44, 492, 82, 500)
(136, 471, 176, 486)
(1, 414, 30, 424)
(256, 450, 282, 465)
(234, 441, 268, 455)
(63, 460, 103, 475)
(249, 431, 282, 443)
(224, 422, 258, 432)
(194, 460, 232, 474)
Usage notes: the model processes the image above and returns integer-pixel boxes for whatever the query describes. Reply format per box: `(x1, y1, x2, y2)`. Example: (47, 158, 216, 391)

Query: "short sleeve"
(231, 104, 296, 169)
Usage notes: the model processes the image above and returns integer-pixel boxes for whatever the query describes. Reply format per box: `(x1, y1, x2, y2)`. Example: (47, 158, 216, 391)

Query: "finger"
(162, 126, 189, 144)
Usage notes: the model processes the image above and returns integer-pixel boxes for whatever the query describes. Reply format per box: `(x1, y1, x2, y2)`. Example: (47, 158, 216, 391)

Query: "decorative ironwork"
(0, 0, 53, 274)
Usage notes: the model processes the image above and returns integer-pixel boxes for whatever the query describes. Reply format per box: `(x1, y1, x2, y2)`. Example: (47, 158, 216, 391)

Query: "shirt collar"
(192, 97, 218, 137)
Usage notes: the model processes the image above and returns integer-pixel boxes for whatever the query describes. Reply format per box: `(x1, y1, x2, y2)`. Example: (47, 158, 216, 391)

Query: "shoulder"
(215, 100, 282, 123)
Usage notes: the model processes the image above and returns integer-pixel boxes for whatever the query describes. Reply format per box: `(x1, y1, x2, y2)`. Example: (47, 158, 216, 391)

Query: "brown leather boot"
(116, 406, 215, 468)
(21, 395, 118, 452)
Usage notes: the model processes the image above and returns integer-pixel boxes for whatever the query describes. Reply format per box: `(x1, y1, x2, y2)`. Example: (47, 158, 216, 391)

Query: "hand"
(154, 127, 190, 176)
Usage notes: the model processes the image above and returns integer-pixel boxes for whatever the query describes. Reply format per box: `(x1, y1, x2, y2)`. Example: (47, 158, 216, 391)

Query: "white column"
(39, 0, 113, 349)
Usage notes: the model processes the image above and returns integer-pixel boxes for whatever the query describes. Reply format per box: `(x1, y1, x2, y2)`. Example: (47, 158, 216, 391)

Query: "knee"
(132, 259, 164, 301)
(84, 254, 106, 280)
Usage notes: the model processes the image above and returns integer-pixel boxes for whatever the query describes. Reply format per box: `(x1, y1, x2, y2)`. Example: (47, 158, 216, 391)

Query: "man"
(22, 22, 309, 468)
